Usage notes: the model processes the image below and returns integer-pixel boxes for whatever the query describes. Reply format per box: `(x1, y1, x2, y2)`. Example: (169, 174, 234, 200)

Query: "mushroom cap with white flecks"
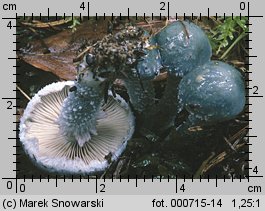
(178, 61, 246, 123)
(19, 81, 135, 174)
(135, 36, 162, 80)
(155, 21, 212, 76)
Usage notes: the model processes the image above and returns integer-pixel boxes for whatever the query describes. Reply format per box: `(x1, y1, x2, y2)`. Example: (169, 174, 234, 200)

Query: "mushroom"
(58, 70, 105, 147)
(144, 21, 212, 131)
(155, 21, 212, 76)
(19, 80, 134, 174)
(176, 60, 245, 136)
(80, 27, 162, 113)
(122, 36, 162, 112)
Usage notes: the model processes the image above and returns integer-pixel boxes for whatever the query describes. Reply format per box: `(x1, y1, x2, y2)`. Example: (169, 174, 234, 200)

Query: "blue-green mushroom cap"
(155, 21, 212, 76)
(178, 61, 245, 123)
(135, 36, 162, 80)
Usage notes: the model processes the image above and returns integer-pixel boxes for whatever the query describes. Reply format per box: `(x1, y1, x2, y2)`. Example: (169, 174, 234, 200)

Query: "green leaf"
(208, 17, 248, 56)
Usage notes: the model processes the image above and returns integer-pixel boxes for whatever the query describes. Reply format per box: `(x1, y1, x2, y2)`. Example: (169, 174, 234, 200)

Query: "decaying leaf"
(19, 19, 110, 80)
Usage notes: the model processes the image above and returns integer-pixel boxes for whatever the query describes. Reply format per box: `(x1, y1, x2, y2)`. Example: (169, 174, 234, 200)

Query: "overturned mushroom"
(19, 80, 134, 174)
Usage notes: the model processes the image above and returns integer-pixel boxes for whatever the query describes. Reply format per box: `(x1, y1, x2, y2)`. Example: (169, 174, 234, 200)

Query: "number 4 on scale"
(80, 2, 86, 10)
(7, 21, 12, 29)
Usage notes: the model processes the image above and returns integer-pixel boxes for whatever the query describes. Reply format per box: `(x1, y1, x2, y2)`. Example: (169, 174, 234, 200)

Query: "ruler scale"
(0, 0, 264, 210)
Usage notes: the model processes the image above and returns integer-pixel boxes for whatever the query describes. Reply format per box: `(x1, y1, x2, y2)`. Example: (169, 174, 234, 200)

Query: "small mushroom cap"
(19, 81, 135, 174)
(135, 36, 162, 80)
(155, 21, 212, 76)
(178, 61, 246, 123)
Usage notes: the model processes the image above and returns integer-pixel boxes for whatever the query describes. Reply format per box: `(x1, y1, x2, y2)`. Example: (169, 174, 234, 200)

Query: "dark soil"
(16, 16, 249, 179)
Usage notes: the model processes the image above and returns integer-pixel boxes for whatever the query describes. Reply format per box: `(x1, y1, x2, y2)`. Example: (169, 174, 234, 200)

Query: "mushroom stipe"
(20, 81, 135, 174)
(19, 21, 246, 176)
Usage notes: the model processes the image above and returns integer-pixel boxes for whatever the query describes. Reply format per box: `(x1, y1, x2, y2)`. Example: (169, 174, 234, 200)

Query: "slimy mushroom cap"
(135, 36, 162, 80)
(178, 61, 246, 123)
(19, 81, 135, 174)
(155, 21, 212, 76)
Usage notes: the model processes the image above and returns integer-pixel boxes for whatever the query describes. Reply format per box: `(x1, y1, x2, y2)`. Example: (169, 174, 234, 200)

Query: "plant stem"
(16, 85, 31, 101)
(220, 32, 247, 60)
